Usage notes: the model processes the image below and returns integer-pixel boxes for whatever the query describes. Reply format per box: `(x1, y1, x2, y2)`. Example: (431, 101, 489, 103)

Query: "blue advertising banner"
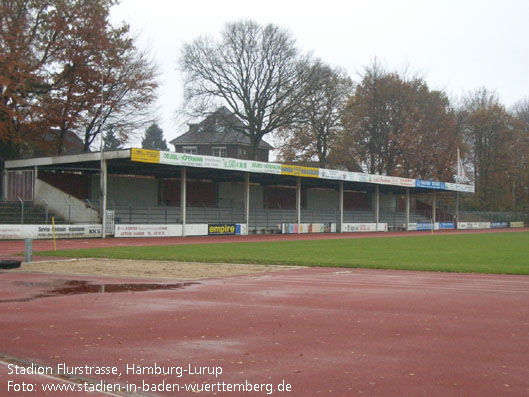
(439, 222, 455, 229)
(415, 180, 446, 189)
(417, 222, 433, 231)
(490, 222, 509, 229)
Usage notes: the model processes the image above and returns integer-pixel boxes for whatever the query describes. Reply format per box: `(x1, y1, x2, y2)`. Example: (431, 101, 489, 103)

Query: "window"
(183, 146, 197, 154)
(212, 147, 227, 157)
(238, 147, 247, 156)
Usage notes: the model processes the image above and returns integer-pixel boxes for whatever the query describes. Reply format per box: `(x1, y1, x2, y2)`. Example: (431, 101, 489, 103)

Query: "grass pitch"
(37, 232, 529, 275)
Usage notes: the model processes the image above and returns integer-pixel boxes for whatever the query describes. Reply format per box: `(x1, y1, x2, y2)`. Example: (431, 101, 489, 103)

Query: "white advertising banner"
(146, 150, 475, 193)
(114, 223, 248, 238)
(114, 224, 182, 238)
(370, 175, 415, 187)
(0, 224, 102, 239)
(457, 222, 491, 230)
(342, 223, 388, 232)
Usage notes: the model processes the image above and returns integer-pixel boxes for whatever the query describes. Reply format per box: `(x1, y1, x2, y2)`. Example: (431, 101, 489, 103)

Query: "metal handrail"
(17, 196, 24, 224)
(41, 198, 49, 224)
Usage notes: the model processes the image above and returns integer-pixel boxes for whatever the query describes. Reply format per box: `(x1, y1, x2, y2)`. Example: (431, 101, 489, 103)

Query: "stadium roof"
(5, 148, 474, 194)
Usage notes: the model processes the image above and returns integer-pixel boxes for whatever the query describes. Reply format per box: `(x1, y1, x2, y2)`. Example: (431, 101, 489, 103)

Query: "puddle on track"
(1, 280, 200, 303)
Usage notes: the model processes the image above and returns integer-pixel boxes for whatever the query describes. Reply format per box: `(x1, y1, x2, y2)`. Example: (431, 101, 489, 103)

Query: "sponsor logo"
(131, 148, 160, 163)
(208, 224, 237, 235)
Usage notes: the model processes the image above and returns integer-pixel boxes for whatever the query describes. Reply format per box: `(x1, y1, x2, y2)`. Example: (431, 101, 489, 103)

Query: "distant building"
(170, 107, 273, 162)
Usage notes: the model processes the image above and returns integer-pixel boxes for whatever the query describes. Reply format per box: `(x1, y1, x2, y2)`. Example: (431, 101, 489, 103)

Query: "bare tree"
(277, 60, 353, 168)
(180, 20, 313, 160)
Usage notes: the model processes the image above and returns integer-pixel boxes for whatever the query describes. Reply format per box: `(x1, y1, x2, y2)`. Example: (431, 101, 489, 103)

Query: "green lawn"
(37, 232, 529, 275)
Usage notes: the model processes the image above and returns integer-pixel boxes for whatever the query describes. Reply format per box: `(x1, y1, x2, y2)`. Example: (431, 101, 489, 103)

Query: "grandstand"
(2, 147, 521, 240)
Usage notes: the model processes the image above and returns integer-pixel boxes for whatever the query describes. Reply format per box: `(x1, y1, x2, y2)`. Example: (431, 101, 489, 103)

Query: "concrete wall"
(306, 188, 338, 211)
(91, 175, 158, 207)
(379, 193, 397, 211)
(218, 182, 264, 209)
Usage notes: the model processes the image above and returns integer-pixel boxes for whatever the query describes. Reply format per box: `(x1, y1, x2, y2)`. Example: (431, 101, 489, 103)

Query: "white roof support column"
(432, 190, 437, 225)
(296, 177, 301, 234)
(405, 187, 410, 232)
(2, 168, 7, 201)
(245, 172, 250, 235)
(338, 181, 344, 233)
(100, 156, 107, 239)
(181, 167, 187, 237)
(375, 185, 380, 231)
(455, 191, 459, 229)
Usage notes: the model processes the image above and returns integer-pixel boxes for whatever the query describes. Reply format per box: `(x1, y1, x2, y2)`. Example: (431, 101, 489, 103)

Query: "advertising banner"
(0, 224, 102, 239)
(208, 224, 246, 236)
(115, 224, 181, 238)
(415, 180, 446, 189)
(439, 222, 455, 229)
(445, 183, 475, 193)
(280, 165, 320, 178)
(130, 149, 474, 193)
(319, 169, 347, 180)
(417, 222, 434, 231)
(208, 224, 236, 236)
(341, 223, 387, 232)
(457, 222, 491, 230)
(281, 223, 336, 234)
(0, 225, 23, 239)
(131, 148, 160, 164)
(371, 175, 415, 187)
(490, 222, 509, 229)
(510, 221, 524, 228)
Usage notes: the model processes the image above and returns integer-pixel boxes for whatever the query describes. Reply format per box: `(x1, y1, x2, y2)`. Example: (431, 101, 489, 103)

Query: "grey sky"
(110, 0, 529, 145)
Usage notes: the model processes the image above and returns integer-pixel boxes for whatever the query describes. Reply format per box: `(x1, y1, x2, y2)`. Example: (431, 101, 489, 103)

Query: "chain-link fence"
(2, 200, 525, 230)
(0, 199, 100, 224)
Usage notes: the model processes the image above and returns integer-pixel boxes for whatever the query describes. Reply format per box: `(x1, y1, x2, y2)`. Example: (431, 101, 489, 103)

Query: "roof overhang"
(4, 148, 474, 194)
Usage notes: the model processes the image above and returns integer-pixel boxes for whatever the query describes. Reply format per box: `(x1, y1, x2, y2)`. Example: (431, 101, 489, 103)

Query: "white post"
(375, 185, 380, 231)
(296, 177, 301, 234)
(33, 166, 37, 201)
(432, 190, 437, 225)
(405, 188, 410, 231)
(99, 71, 106, 238)
(181, 167, 187, 237)
(338, 181, 344, 233)
(2, 168, 7, 201)
(455, 191, 459, 229)
(245, 172, 250, 234)
(100, 157, 107, 239)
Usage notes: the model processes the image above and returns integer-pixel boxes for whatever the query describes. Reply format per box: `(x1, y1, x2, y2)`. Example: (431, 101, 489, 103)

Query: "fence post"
(24, 238, 32, 262)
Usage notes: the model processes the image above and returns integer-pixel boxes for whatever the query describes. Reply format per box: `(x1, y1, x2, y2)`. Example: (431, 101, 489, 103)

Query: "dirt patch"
(15, 258, 301, 280)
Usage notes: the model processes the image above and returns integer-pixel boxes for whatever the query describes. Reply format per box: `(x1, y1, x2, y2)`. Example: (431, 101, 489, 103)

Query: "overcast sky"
(110, 0, 529, 146)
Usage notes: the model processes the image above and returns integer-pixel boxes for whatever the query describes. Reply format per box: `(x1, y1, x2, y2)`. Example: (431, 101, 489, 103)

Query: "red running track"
(0, 267, 528, 396)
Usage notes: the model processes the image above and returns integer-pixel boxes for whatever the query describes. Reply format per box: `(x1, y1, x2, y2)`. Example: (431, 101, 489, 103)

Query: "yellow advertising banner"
(131, 148, 160, 164)
(281, 164, 319, 178)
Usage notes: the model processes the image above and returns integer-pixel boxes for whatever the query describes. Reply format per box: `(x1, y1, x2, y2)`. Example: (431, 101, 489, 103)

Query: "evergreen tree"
(142, 123, 168, 150)
(103, 126, 122, 151)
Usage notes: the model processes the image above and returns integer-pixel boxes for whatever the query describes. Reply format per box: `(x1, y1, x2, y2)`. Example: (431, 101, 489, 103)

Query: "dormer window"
(212, 147, 227, 157)
(183, 146, 198, 154)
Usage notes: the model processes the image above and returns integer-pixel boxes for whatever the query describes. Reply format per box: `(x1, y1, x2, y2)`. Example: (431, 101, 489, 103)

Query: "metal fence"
(458, 211, 525, 223)
(1, 200, 525, 230)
